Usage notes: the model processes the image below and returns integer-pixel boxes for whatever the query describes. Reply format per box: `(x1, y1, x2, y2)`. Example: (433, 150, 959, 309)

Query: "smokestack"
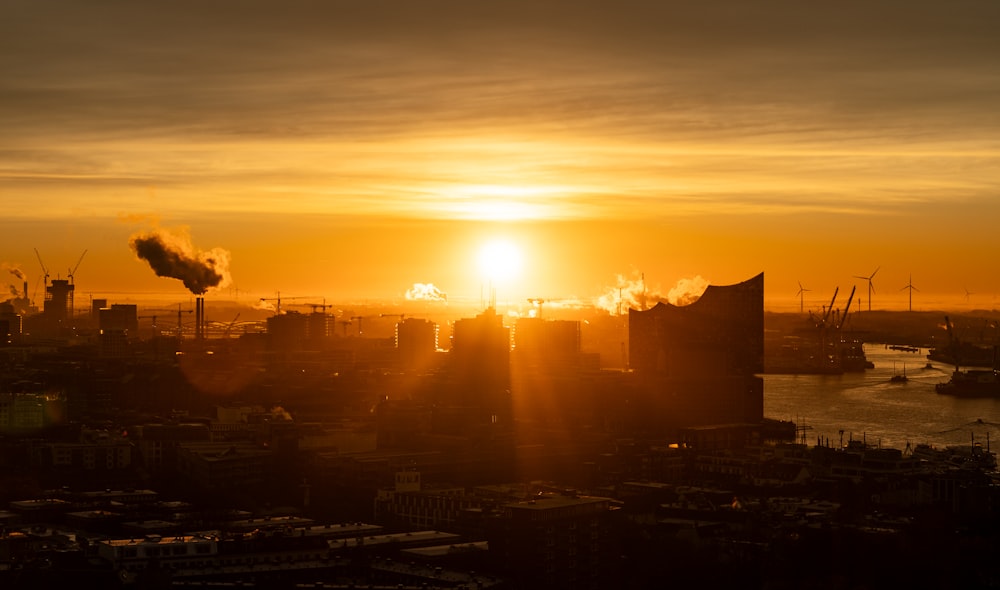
(23, 281, 27, 300)
(196, 297, 205, 339)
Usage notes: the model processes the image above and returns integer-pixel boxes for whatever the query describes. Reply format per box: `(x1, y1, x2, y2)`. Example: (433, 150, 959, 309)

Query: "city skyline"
(3, 1, 1000, 312)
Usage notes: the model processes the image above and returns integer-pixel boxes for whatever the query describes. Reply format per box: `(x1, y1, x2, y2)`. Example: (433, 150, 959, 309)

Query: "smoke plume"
(405, 282, 447, 302)
(668, 276, 710, 306)
(253, 299, 278, 312)
(594, 273, 708, 315)
(3, 264, 25, 280)
(129, 228, 232, 295)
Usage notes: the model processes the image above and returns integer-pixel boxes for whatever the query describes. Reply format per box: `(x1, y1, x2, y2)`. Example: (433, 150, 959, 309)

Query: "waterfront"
(764, 343, 1000, 451)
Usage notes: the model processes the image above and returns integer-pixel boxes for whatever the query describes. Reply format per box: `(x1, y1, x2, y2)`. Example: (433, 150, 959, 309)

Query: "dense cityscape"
(5, 2, 1000, 588)
(2, 269, 999, 589)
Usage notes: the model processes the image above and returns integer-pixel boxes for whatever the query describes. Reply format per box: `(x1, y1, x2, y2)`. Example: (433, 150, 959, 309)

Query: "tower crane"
(350, 316, 367, 336)
(527, 298, 547, 318)
(67, 249, 87, 315)
(289, 301, 334, 314)
(137, 314, 163, 338)
(145, 304, 193, 337)
(224, 313, 241, 338)
(68, 249, 87, 285)
(33, 247, 49, 288)
(258, 292, 312, 315)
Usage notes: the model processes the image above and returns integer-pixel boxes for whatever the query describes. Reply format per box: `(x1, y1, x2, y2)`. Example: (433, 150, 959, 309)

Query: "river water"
(763, 344, 1000, 451)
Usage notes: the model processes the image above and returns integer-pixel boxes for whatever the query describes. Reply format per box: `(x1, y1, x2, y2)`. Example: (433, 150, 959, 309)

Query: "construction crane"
(137, 314, 162, 338)
(67, 249, 87, 316)
(379, 313, 405, 321)
(289, 301, 334, 314)
(224, 313, 241, 338)
(33, 247, 49, 288)
(258, 292, 312, 315)
(145, 305, 193, 337)
(350, 316, 367, 336)
(68, 249, 87, 285)
(527, 298, 546, 318)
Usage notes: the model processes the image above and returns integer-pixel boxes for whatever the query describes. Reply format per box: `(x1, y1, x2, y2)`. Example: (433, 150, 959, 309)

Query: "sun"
(477, 239, 523, 285)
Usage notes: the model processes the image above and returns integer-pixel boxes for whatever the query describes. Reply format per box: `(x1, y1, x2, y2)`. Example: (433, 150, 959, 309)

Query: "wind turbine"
(854, 266, 879, 311)
(796, 281, 811, 314)
(900, 274, 918, 312)
(964, 287, 974, 304)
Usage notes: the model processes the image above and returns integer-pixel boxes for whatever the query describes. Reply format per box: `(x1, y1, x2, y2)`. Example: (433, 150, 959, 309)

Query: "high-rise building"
(448, 307, 512, 426)
(395, 317, 438, 372)
(44, 279, 74, 321)
(512, 317, 582, 372)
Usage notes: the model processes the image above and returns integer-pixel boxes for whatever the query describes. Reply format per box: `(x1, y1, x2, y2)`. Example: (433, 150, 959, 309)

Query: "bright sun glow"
(477, 239, 523, 284)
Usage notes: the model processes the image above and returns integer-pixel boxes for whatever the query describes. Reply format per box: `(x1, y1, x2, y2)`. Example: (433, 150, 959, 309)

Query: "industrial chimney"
(195, 297, 205, 339)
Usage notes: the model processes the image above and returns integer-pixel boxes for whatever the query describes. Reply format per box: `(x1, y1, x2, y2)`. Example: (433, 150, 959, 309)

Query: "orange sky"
(3, 1, 1000, 314)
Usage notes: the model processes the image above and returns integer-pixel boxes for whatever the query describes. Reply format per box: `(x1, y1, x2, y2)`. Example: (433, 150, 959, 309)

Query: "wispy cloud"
(4, 1, 999, 222)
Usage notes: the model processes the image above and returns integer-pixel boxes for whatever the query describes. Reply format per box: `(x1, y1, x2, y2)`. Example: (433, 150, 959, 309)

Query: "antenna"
(853, 266, 879, 311)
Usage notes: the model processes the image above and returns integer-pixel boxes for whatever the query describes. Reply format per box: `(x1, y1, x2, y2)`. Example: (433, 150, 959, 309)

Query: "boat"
(935, 368, 1000, 398)
(889, 363, 908, 383)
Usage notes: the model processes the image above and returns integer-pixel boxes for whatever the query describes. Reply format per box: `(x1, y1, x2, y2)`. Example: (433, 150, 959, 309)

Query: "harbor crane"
(838, 286, 857, 330)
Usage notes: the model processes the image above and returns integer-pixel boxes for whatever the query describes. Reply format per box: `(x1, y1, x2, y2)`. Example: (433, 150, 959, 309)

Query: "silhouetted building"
(266, 311, 309, 350)
(449, 307, 511, 425)
(396, 318, 438, 372)
(512, 318, 585, 373)
(43, 279, 73, 321)
(628, 273, 764, 429)
(0, 393, 54, 432)
(98, 304, 138, 336)
(306, 311, 332, 342)
(487, 493, 621, 589)
(0, 302, 19, 342)
(98, 304, 138, 356)
(91, 298, 107, 318)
